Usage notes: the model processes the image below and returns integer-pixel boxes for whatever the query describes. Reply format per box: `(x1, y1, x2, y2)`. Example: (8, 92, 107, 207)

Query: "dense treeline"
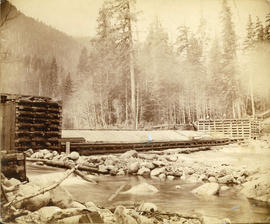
(1, 0, 270, 129)
(65, 0, 270, 129)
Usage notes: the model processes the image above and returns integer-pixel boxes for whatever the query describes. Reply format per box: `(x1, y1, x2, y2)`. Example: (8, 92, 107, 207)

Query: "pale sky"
(9, 0, 270, 41)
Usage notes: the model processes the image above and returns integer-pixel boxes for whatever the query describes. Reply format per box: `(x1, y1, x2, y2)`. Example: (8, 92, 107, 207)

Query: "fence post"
(66, 142, 70, 154)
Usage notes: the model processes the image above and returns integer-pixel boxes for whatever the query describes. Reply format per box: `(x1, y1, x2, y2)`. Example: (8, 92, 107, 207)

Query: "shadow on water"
(27, 164, 270, 223)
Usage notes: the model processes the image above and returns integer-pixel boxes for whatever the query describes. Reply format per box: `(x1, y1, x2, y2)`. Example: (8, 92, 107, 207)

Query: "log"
(74, 169, 97, 184)
(108, 183, 126, 202)
(27, 158, 108, 174)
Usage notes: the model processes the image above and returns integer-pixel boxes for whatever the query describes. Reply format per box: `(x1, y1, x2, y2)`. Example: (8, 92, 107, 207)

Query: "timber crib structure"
(1, 93, 62, 152)
(195, 118, 262, 139)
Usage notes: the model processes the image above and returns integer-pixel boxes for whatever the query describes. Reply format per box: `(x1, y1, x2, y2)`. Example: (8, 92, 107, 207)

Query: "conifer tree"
(243, 14, 255, 50)
(47, 57, 58, 98)
(264, 13, 270, 41)
(254, 16, 264, 42)
(220, 0, 240, 118)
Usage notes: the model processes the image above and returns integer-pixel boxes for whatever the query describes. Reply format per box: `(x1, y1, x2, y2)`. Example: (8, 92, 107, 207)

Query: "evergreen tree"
(175, 25, 190, 57)
(243, 14, 255, 50)
(220, 0, 240, 118)
(254, 16, 264, 42)
(63, 72, 73, 97)
(264, 13, 270, 41)
(100, 0, 137, 128)
(220, 0, 236, 60)
(77, 47, 89, 81)
(47, 57, 58, 98)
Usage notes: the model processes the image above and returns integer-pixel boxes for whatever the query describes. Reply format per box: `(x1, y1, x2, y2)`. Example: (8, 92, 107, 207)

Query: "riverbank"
(3, 138, 269, 223)
(28, 138, 270, 205)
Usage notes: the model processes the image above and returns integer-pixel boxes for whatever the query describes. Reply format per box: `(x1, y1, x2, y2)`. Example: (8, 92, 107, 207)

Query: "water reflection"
(27, 164, 270, 223)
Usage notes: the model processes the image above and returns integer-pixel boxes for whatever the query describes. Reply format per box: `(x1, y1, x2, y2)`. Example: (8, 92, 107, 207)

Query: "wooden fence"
(195, 119, 262, 139)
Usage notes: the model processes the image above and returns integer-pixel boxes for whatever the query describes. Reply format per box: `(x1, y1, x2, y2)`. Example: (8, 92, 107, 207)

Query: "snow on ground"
(62, 130, 214, 143)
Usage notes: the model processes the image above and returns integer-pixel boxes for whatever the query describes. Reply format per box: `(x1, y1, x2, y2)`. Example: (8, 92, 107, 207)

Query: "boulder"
(120, 150, 138, 159)
(153, 161, 166, 167)
(150, 167, 165, 177)
(218, 174, 235, 184)
(44, 152, 53, 160)
(40, 149, 50, 157)
(50, 186, 73, 208)
(172, 169, 183, 177)
(199, 174, 208, 182)
(114, 206, 137, 224)
(138, 153, 157, 160)
(192, 183, 220, 196)
(141, 161, 155, 170)
(217, 168, 227, 178)
(208, 176, 217, 183)
(35, 161, 44, 166)
(175, 185, 181, 190)
(185, 167, 195, 175)
(98, 165, 108, 173)
(240, 175, 270, 203)
(85, 201, 99, 212)
(6, 178, 21, 187)
(166, 155, 178, 162)
(117, 169, 126, 176)
(31, 151, 42, 159)
(167, 175, 175, 181)
(70, 201, 86, 209)
(186, 174, 200, 183)
(99, 209, 114, 224)
(75, 156, 85, 165)
(25, 148, 34, 157)
(104, 155, 118, 166)
(158, 173, 166, 180)
(68, 151, 80, 160)
(59, 215, 81, 224)
(79, 211, 104, 224)
(128, 161, 140, 173)
(15, 183, 50, 211)
(88, 156, 102, 164)
(52, 151, 58, 157)
(137, 167, 151, 176)
(109, 167, 118, 176)
(121, 182, 158, 195)
(138, 202, 157, 212)
(236, 175, 246, 184)
(37, 206, 61, 223)
(220, 186, 230, 191)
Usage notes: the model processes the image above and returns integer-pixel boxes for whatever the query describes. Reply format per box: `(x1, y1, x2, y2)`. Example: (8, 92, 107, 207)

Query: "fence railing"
(195, 119, 262, 139)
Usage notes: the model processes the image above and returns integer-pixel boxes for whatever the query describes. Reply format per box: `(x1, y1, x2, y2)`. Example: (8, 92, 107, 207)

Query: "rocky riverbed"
(28, 138, 270, 205)
(3, 138, 269, 223)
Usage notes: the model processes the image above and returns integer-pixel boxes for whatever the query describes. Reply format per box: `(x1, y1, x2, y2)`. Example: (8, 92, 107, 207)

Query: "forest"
(1, 0, 270, 129)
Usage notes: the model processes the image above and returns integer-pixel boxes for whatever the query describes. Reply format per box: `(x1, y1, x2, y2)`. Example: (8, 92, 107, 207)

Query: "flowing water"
(27, 163, 270, 223)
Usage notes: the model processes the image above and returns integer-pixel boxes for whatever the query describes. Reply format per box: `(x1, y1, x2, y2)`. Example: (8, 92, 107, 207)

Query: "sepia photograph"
(1, 0, 270, 223)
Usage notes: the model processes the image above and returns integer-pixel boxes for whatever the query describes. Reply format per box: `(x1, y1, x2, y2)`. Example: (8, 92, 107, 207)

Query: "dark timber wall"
(0, 94, 62, 152)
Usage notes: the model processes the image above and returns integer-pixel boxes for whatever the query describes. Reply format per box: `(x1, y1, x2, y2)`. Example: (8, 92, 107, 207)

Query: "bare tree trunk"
(127, 1, 136, 130)
(249, 74, 255, 117)
(125, 81, 128, 126)
(136, 84, 139, 129)
(99, 84, 106, 127)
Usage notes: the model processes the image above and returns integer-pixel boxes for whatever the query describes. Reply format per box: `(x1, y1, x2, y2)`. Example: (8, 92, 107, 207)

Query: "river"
(27, 163, 270, 223)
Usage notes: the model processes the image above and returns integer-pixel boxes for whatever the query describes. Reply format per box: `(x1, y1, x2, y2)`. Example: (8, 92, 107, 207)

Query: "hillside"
(0, 1, 87, 94)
